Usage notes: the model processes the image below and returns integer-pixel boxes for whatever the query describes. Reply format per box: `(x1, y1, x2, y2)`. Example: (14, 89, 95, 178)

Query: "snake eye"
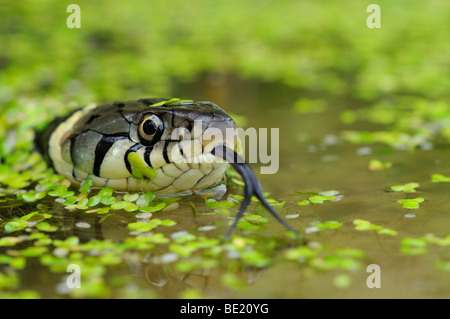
(138, 114, 163, 145)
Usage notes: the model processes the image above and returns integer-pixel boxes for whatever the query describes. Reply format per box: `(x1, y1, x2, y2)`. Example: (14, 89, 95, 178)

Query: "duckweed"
(400, 237, 428, 255)
(128, 153, 156, 180)
(285, 245, 366, 273)
(308, 195, 335, 204)
(369, 159, 392, 171)
(4, 219, 28, 233)
(397, 198, 424, 209)
(79, 178, 93, 194)
(127, 218, 177, 233)
(205, 198, 236, 209)
(353, 220, 397, 236)
(0, 128, 429, 298)
(313, 221, 343, 231)
(297, 200, 311, 206)
(431, 174, 450, 183)
(138, 203, 166, 213)
(391, 182, 420, 193)
(237, 220, 264, 231)
(0, 237, 23, 247)
(1, 0, 449, 299)
(150, 99, 194, 107)
(36, 222, 58, 232)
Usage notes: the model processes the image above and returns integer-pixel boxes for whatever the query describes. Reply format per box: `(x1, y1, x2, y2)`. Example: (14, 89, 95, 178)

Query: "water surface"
(1, 75, 449, 299)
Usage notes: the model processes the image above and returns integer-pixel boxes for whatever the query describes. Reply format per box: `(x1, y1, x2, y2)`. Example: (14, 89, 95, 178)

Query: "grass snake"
(36, 98, 301, 239)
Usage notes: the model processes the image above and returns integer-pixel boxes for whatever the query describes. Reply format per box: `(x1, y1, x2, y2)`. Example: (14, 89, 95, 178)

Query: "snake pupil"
(143, 120, 157, 136)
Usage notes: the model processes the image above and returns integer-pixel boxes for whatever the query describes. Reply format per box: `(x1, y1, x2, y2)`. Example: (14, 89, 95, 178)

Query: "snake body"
(37, 98, 301, 239)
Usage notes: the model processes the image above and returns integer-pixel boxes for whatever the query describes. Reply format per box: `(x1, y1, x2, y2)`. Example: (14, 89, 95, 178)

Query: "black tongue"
(212, 145, 303, 241)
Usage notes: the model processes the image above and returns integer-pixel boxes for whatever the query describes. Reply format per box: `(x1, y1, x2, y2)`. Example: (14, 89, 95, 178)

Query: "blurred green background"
(2, 0, 449, 99)
(0, 0, 450, 154)
(1, 0, 450, 156)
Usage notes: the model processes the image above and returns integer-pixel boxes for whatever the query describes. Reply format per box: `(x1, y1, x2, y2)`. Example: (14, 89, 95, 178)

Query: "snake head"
(130, 98, 238, 165)
(40, 99, 238, 194)
(37, 98, 301, 240)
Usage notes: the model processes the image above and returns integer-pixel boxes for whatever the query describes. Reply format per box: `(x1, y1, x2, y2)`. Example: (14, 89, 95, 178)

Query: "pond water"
(1, 74, 449, 299)
(177, 75, 450, 298)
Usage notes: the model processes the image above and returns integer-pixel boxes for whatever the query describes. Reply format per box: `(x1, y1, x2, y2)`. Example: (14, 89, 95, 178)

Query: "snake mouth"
(211, 145, 302, 241)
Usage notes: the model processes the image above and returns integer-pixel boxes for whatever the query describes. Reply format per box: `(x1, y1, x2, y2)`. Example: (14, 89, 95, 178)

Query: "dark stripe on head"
(163, 140, 171, 164)
(144, 147, 153, 168)
(179, 144, 184, 157)
(93, 133, 129, 176)
(124, 143, 143, 174)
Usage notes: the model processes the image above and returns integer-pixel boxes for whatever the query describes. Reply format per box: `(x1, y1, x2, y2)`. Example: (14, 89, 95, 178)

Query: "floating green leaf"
(36, 222, 58, 232)
(297, 200, 311, 206)
(100, 195, 116, 205)
(80, 178, 93, 193)
(123, 193, 139, 202)
(111, 201, 134, 210)
(98, 187, 114, 197)
(397, 197, 424, 209)
(308, 195, 335, 204)
(4, 219, 28, 233)
(87, 195, 102, 207)
(18, 190, 46, 203)
(369, 159, 392, 171)
(401, 237, 427, 255)
(19, 246, 48, 257)
(315, 220, 343, 231)
(237, 220, 263, 231)
(139, 202, 166, 213)
(128, 218, 176, 233)
(128, 153, 156, 179)
(205, 198, 235, 209)
(431, 173, 450, 183)
(0, 236, 23, 247)
(131, 168, 143, 179)
(353, 219, 396, 236)
(142, 167, 156, 179)
(391, 182, 419, 193)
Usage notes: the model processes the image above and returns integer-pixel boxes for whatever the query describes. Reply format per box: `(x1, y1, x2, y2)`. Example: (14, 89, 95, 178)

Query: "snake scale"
(36, 98, 300, 239)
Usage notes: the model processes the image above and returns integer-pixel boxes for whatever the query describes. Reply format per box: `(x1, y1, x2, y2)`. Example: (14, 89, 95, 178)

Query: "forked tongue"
(212, 145, 303, 241)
